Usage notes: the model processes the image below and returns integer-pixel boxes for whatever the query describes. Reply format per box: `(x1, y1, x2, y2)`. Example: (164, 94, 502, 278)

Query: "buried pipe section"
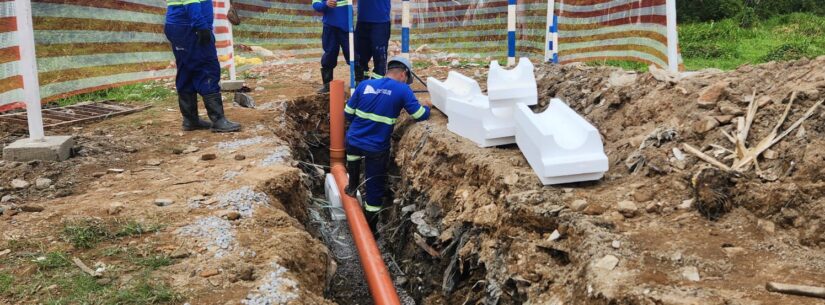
(329, 80, 402, 305)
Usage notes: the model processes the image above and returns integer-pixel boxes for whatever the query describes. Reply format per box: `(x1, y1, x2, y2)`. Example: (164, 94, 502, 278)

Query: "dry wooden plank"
(683, 143, 731, 171)
(766, 282, 825, 299)
(735, 99, 823, 170)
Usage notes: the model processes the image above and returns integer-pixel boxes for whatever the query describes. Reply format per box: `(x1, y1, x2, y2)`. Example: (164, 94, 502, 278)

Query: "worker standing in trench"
(313, 0, 352, 93)
(354, 0, 392, 82)
(165, 0, 241, 132)
(344, 57, 430, 233)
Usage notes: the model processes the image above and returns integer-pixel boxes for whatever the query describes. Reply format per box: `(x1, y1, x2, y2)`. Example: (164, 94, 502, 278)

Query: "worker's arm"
(182, 1, 210, 30)
(402, 87, 430, 121)
(312, 0, 326, 12)
(345, 84, 363, 122)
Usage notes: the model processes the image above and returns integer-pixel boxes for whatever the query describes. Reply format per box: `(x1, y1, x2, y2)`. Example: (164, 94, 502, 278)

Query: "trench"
(276, 94, 575, 305)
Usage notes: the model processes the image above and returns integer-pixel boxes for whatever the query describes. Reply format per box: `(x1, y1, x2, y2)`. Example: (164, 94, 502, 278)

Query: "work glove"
(196, 29, 213, 46)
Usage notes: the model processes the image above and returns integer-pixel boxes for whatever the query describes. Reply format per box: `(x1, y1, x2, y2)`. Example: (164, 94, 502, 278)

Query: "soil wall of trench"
(274, 57, 825, 305)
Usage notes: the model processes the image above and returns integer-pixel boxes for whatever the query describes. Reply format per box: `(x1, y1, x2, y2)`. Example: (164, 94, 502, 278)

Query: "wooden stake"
(766, 282, 825, 299)
(72, 257, 97, 277)
(683, 143, 731, 171)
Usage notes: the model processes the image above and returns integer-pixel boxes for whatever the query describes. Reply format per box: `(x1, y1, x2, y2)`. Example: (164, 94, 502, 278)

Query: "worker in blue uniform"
(354, 0, 391, 82)
(165, 0, 241, 132)
(344, 57, 430, 234)
(313, 0, 351, 93)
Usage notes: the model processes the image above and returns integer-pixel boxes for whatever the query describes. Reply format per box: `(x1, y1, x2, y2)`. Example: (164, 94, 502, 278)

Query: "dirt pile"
(385, 57, 825, 304)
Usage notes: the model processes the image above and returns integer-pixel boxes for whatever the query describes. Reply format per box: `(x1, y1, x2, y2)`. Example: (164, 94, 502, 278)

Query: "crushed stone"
(217, 136, 266, 150)
(214, 186, 270, 217)
(260, 146, 292, 167)
(177, 216, 235, 258)
(223, 170, 242, 181)
(241, 262, 299, 305)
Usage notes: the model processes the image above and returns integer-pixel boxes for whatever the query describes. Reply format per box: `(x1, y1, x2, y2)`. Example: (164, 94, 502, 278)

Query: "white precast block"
(426, 71, 482, 116)
(446, 95, 517, 147)
(514, 99, 609, 185)
(324, 173, 362, 221)
(487, 57, 538, 106)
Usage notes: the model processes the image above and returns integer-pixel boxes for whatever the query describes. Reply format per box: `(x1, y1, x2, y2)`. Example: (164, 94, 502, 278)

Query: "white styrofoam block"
(426, 71, 483, 116)
(447, 94, 517, 147)
(324, 174, 363, 221)
(487, 57, 538, 106)
(514, 99, 609, 185)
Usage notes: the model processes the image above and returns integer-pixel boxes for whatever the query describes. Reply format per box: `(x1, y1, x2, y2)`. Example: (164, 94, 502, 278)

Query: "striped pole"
(665, 0, 679, 73)
(544, 0, 555, 63)
(225, 0, 237, 80)
(15, 0, 45, 141)
(507, 0, 516, 66)
(401, 0, 410, 59)
(347, 0, 355, 90)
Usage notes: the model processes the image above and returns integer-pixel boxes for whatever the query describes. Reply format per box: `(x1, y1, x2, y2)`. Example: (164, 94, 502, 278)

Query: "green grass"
(34, 251, 71, 270)
(53, 82, 174, 107)
(130, 255, 173, 270)
(679, 13, 825, 70)
(0, 272, 12, 294)
(62, 219, 110, 249)
(115, 221, 163, 238)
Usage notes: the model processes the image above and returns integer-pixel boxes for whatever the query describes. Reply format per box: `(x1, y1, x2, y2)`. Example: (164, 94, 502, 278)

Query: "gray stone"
(146, 159, 163, 166)
(154, 198, 174, 207)
(611, 240, 621, 249)
(617, 200, 638, 218)
(594, 255, 619, 271)
(108, 202, 124, 215)
(757, 219, 776, 234)
(682, 266, 700, 281)
(11, 179, 29, 189)
(107, 168, 125, 174)
(1, 195, 17, 203)
(170, 249, 190, 259)
(3, 136, 74, 162)
(570, 199, 588, 211)
(678, 199, 695, 210)
(35, 178, 52, 189)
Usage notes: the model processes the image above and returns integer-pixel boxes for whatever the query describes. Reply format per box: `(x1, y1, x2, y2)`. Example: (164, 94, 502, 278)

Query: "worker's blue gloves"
(196, 29, 213, 46)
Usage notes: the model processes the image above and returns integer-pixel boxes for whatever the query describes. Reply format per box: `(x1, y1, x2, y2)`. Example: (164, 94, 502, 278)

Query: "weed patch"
(116, 221, 163, 238)
(52, 81, 173, 108)
(34, 251, 71, 270)
(0, 272, 12, 294)
(62, 219, 109, 249)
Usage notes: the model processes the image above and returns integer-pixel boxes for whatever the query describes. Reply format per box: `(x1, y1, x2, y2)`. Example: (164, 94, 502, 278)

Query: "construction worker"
(354, 0, 391, 82)
(344, 57, 430, 233)
(165, 0, 241, 132)
(313, 0, 351, 93)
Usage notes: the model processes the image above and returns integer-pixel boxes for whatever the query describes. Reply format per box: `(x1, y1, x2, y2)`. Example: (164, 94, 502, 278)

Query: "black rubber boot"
(178, 92, 211, 131)
(317, 67, 333, 93)
(363, 208, 379, 238)
(345, 156, 362, 197)
(202, 93, 241, 133)
(354, 65, 366, 82)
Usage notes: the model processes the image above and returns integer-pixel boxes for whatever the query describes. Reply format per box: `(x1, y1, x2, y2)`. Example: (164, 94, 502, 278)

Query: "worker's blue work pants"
(164, 23, 221, 95)
(321, 25, 351, 69)
(346, 144, 390, 210)
(355, 21, 390, 77)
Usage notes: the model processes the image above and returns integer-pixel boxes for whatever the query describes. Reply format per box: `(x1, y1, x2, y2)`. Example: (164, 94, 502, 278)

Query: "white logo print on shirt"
(363, 85, 392, 96)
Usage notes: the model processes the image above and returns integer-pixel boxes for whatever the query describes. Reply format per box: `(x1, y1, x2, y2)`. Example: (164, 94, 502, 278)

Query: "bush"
(761, 42, 812, 61)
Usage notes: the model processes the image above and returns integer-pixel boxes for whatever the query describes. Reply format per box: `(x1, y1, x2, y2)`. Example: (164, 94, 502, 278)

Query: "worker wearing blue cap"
(165, 0, 241, 132)
(344, 57, 430, 234)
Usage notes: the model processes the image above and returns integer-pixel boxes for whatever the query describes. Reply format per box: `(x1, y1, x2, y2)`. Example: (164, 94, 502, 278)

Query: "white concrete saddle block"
(447, 94, 517, 147)
(324, 173, 362, 220)
(426, 71, 483, 116)
(514, 99, 609, 185)
(487, 57, 538, 106)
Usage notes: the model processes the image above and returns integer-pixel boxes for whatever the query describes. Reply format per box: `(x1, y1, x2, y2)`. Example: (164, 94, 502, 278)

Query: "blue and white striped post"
(544, 0, 559, 63)
(507, 0, 516, 66)
(401, 0, 410, 59)
(347, 0, 355, 90)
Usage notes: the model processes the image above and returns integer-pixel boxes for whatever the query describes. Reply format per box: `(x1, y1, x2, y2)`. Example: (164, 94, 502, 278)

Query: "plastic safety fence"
(554, 0, 679, 68)
(230, 0, 549, 63)
(0, 0, 23, 112)
(0, 0, 235, 110)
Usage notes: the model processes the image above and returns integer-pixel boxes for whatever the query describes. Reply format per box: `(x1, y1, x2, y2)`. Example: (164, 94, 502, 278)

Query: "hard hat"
(387, 56, 413, 84)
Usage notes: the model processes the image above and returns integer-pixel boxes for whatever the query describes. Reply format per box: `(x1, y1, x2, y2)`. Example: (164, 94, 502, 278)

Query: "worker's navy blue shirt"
(312, 0, 351, 31)
(357, 0, 391, 23)
(166, 0, 214, 30)
(345, 78, 430, 152)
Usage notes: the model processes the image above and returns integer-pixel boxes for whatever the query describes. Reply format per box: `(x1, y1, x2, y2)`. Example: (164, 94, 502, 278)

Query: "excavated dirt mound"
(383, 57, 825, 304)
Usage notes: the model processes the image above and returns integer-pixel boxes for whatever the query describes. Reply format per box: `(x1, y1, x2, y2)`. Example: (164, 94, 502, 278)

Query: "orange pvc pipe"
(329, 80, 402, 305)
(330, 80, 346, 166)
